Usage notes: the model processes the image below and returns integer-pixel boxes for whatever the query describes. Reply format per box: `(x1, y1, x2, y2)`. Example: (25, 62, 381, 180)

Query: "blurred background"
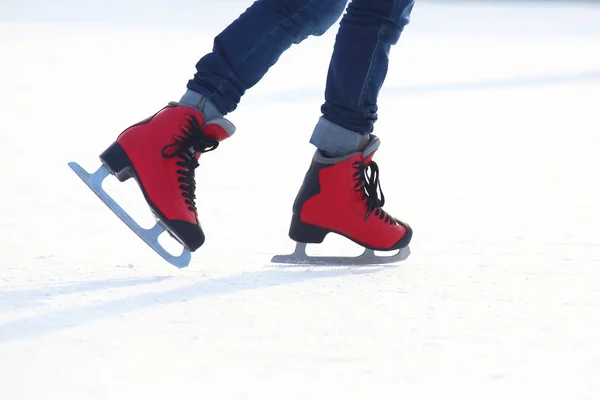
(3, 0, 600, 32)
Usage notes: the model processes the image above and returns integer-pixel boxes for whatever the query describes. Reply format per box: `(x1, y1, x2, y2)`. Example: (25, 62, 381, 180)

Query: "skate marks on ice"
(0, 267, 382, 342)
(0, 276, 170, 310)
(67, 162, 191, 268)
(271, 242, 411, 266)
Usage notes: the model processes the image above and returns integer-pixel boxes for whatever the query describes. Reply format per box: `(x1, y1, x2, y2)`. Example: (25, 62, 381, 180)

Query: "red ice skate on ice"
(68, 103, 235, 268)
(272, 136, 412, 265)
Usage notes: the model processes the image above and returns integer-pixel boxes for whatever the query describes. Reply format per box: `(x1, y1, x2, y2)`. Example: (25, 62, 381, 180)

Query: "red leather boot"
(99, 102, 235, 252)
(290, 136, 412, 253)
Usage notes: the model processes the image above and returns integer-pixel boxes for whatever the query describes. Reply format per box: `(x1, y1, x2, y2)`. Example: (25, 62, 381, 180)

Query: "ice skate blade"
(271, 242, 410, 266)
(68, 162, 192, 268)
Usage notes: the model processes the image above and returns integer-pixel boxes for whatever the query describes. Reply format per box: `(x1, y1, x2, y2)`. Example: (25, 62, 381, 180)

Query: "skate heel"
(99, 142, 134, 182)
(289, 214, 329, 244)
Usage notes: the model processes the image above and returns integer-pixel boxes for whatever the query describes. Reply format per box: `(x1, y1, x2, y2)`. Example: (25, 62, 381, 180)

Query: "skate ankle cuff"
(312, 136, 381, 164)
(310, 117, 371, 157)
(167, 100, 236, 137)
(179, 89, 224, 121)
(204, 117, 236, 137)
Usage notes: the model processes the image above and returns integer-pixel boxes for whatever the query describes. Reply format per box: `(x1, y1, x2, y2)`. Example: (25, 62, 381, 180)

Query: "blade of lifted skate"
(271, 242, 410, 266)
(68, 162, 192, 268)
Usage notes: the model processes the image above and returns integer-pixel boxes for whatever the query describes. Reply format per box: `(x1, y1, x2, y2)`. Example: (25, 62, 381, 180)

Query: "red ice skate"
(68, 102, 235, 267)
(272, 136, 412, 265)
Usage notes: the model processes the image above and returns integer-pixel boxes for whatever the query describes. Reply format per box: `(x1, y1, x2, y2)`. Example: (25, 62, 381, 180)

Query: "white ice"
(1, 0, 600, 399)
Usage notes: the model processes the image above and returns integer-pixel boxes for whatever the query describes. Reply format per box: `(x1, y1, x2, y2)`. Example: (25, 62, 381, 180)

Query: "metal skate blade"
(68, 162, 192, 268)
(271, 242, 410, 266)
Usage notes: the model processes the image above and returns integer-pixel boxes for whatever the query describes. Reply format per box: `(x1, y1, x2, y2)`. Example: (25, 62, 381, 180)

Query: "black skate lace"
(161, 114, 219, 213)
(353, 160, 397, 225)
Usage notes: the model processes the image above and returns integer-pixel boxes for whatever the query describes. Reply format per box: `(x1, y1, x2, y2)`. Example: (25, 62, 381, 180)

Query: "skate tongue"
(178, 148, 200, 169)
(187, 147, 199, 161)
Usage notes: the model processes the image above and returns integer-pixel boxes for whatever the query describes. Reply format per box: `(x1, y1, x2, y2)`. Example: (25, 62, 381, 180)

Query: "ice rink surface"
(1, 1, 600, 399)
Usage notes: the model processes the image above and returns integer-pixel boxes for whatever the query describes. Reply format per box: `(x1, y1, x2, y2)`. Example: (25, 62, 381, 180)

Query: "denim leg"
(310, 0, 414, 154)
(187, 0, 348, 115)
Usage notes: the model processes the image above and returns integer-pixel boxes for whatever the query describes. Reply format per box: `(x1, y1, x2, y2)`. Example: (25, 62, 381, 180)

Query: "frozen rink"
(1, 0, 600, 398)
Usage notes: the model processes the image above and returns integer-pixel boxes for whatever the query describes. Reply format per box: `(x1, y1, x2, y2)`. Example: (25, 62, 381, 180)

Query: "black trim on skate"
(292, 157, 324, 216)
(393, 222, 413, 250)
(99, 142, 135, 182)
(127, 104, 177, 130)
(289, 214, 330, 243)
(166, 220, 205, 251)
(290, 215, 412, 252)
(290, 155, 412, 252)
(99, 141, 205, 251)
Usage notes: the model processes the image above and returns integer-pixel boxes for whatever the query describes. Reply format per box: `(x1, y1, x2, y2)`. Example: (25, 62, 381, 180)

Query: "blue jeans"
(187, 0, 414, 140)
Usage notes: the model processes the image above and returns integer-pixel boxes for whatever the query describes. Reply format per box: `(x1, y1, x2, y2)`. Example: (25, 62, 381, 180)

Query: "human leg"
(182, 0, 349, 118)
(287, 0, 416, 258)
(310, 0, 415, 156)
(94, 0, 348, 255)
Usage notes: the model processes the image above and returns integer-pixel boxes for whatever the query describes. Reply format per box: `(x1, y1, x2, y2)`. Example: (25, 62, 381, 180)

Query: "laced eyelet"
(353, 160, 397, 226)
(161, 115, 219, 213)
